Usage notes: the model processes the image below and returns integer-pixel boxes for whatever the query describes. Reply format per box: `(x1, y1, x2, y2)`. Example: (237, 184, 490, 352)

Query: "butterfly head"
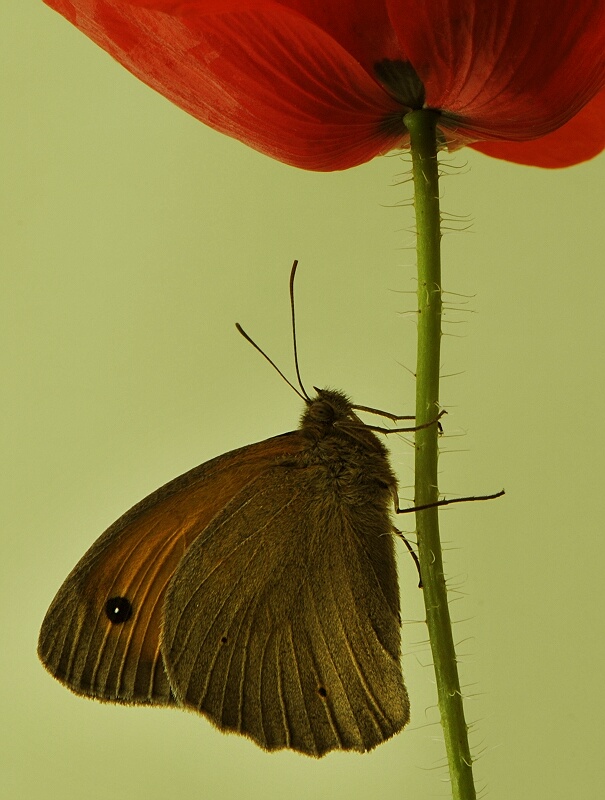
(299, 388, 361, 440)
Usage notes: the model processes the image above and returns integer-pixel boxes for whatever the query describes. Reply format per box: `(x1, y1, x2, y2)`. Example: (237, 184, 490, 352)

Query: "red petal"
(43, 0, 404, 170)
(388, 0, 605, 140)
(130, 1, 403, 72)
(470, 89, 605, 167)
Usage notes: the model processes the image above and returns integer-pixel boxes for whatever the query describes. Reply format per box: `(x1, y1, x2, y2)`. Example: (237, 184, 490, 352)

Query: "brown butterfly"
(38, 263, 422, 757)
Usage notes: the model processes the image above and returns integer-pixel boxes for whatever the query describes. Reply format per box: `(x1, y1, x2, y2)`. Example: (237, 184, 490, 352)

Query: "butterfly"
(38, 262, 421, 757)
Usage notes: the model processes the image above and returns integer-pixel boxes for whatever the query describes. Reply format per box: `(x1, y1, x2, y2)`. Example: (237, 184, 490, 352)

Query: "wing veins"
(332, 523, 396, 729)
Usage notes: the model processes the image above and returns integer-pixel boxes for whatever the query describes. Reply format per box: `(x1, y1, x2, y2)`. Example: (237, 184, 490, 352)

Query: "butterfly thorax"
(295, 389, 398, 507)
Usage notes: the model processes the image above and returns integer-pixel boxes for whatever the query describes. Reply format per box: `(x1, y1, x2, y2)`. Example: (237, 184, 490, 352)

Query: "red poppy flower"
(43, 0, 605, 170)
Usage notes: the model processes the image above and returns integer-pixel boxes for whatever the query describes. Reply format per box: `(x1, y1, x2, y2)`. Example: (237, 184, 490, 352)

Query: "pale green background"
(3, 4, 604, 799)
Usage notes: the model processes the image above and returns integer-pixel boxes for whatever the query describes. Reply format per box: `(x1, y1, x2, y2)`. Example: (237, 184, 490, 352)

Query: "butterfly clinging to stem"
(39, 260, 448, 756)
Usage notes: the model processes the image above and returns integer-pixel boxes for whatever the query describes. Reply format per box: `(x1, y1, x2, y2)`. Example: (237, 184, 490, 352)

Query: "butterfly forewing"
(37, 434, 301, 706)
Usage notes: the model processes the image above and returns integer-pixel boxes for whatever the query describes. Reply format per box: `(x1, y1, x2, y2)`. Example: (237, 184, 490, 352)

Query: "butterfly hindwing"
(162, 458, 409, 756)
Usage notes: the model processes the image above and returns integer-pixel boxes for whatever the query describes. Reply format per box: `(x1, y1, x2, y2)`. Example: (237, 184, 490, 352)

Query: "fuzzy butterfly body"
(38, 388, 410, 756)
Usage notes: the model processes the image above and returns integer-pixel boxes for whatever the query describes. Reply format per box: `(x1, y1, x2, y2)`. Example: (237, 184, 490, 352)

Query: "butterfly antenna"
(235, 322, 306, 402)
(289, 260, 311, 401)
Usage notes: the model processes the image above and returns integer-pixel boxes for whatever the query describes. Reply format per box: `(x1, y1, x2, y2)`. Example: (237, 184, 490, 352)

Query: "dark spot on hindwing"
(317, 686, 327, 698)
(104, 596, 132, 624)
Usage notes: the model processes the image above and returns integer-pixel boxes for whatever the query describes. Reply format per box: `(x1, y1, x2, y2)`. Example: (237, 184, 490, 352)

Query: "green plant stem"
(404, 109, 476, 800)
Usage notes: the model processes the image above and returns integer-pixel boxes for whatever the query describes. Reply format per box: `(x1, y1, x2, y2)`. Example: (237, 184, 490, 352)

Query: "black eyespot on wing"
(317, 686, 327, 698)
(105, 596, 132, 624)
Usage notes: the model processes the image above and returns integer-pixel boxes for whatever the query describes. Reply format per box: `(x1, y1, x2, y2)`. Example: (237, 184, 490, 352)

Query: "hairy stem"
(405, 109, 476, 800)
